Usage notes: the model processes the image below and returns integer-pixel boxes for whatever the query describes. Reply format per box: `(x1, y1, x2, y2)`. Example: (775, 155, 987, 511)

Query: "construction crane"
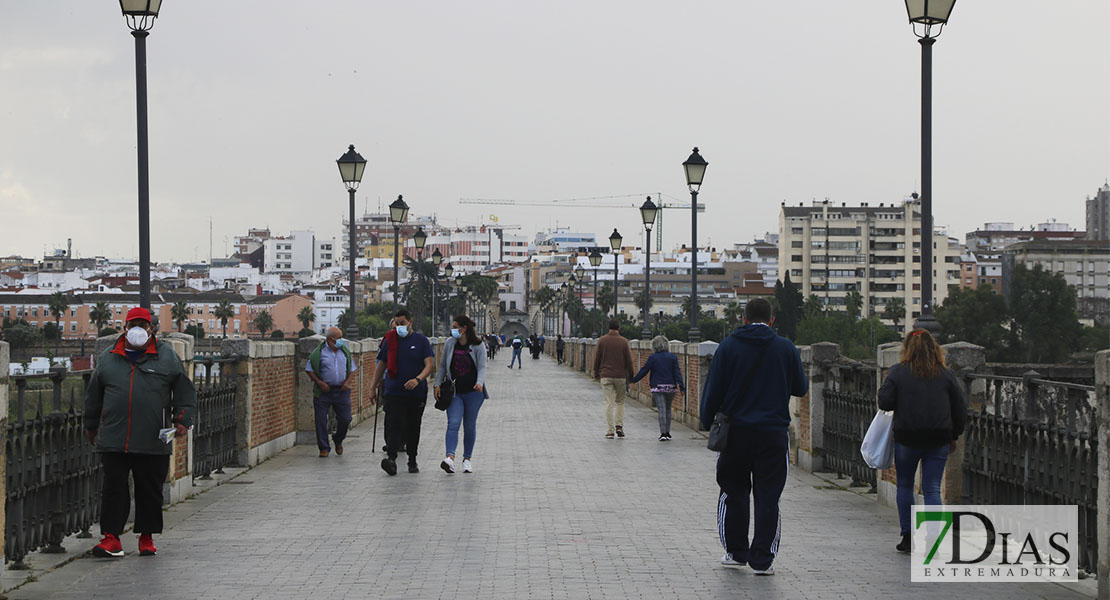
(459, 194, 704, 249)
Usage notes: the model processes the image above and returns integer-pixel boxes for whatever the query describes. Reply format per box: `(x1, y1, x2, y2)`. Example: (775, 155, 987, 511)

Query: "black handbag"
(707, 340, 771, 452)
(435, 376, 454, 411)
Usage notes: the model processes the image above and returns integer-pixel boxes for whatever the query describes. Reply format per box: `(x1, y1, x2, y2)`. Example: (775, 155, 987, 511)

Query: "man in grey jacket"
(84, 307, 196, 558)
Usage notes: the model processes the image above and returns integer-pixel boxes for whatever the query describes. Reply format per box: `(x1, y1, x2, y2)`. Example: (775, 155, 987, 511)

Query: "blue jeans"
(894, 442, 949, 535)
(509, 349, 522, 368)
(445, 390, 485, 459)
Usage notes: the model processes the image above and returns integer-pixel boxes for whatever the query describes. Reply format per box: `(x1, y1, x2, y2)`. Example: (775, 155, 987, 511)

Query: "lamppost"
(443, 263, 454, 331)
(413, 227, 427, 331)
(337, 145, 367, 340)
(430, 248, 442, 336)
(575, 264, 585, 336)
(904, 0, 956, 335)
(609, 229, 622, 322)
(589, 251, 602, 337)
(682, 147, 708, 343)
(118, 0, 164, 309)
(389, 195, 409, 312)
(559, 282, 568, 337)
(568, 275, 577, 336)
(639, 196, 659, 340)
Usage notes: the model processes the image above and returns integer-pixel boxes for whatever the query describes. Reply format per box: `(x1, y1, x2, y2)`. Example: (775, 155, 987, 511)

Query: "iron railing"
(192, 357, 239, 480)
(5, 367, 100, 568)
(962, 372, 1099, 574)
(821, 362, 878, 490)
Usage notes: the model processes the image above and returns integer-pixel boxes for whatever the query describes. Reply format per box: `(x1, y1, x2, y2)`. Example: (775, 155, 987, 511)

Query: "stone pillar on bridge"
(1, 340, 9, 566)
(795, 342, 839, 472)
(874, 341, 902, 508)
(939, 342, 984, 507)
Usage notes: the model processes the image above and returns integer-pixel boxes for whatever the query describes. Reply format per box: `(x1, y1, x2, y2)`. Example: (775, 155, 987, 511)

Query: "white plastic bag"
(860, 410, 895, 469)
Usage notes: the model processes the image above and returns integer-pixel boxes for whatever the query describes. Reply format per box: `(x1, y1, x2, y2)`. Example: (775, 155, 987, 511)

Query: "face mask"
(334, 339, 346, 348)
(395, 325, 409, 338)
(126, 326, 150, 347)
(450, 328, 461, 339)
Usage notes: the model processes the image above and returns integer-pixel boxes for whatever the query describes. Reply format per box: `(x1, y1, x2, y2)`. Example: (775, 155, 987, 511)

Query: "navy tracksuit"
(701, 324, 808, 570)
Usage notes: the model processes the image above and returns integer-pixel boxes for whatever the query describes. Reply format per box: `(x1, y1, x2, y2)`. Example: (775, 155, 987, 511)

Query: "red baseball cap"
(125, 307, 153, 323)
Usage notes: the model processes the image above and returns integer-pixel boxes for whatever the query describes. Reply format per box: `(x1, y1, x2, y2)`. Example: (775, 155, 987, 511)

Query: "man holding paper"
(84, 307, 195, 558)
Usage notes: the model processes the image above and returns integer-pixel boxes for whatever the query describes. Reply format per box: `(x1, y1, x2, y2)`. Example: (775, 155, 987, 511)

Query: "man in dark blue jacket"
(700, 298, 808, 576)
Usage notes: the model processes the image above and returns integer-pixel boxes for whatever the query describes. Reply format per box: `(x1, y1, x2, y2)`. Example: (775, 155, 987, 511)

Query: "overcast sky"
(2, 1, 1107, 262)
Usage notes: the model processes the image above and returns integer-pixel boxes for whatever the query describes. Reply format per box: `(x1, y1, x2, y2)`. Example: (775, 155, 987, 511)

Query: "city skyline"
(1, 1, 1107, 261)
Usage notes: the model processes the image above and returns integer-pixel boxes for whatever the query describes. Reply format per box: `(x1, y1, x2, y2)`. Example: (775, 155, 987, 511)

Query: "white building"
(264, 231, 337, 274)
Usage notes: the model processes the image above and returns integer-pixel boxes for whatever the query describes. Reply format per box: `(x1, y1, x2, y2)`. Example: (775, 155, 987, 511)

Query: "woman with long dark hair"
(878, 329, 967, 552)
(434, 315, 488, 474)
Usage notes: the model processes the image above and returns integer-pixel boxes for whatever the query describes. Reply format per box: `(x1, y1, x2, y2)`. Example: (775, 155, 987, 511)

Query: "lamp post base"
(688, 328, 700, 344)
(344, 325, 360, 341)
(641, 328, 652, 341)
(911, 311, 942, 336)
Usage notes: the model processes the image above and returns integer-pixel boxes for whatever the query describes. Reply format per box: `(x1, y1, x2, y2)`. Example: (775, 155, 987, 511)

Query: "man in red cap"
(84, 306, 196, 557)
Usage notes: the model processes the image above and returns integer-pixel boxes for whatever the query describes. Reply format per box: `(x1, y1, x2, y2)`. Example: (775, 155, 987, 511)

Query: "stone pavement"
(6, 353, 1095, 599)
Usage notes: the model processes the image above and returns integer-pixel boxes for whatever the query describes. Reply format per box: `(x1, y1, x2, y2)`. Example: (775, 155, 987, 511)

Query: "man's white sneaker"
(721, 553, 744, 567)
(462, 459, 473, 473)
(440, 456, 455, 474)
(752, 565, 775, 576)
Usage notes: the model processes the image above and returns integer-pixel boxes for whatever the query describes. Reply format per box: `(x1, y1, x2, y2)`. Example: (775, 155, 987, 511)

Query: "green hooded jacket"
(83, 336, 197, 455)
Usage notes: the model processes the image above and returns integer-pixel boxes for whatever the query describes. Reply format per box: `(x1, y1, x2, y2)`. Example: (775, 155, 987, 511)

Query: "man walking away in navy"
(508, 332, 524, 369)
(700, 298, 808, 576)
(304, 327, 355, 457)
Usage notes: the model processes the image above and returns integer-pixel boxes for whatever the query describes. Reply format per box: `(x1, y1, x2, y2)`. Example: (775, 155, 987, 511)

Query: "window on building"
(70, 322, 77, 332)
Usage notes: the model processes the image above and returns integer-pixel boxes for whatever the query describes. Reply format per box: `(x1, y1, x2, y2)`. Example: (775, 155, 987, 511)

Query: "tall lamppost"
(609, 229, 622, 322)
(682, 147, 708, 343)
(389, 195, 409, 311)
(337, 145, 368, 339)
(639, 196, 659, 340)
(589, 251, 603, 337)
(430, 247, 442, 336)
(118, 0, 164, 309)
(567, 275, 577, 336)
(559, 282, 568, 337)
(413, 227, 427, 331)
(443, 263, 454, 332)
(575, 264, 585, 336)
(904, 0, 956, 335)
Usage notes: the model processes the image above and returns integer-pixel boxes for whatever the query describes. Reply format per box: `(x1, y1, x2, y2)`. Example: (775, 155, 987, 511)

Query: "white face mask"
(450, 328, 461, 339)
(126, 326, 150, 347)
(395, 325, 409, 338)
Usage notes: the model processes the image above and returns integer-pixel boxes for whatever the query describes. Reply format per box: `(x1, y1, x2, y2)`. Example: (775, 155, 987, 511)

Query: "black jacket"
(877, 363, 967, 449)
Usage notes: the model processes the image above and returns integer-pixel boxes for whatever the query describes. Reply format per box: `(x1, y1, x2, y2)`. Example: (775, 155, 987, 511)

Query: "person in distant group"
(555, 334, 566, 364)
(630, 335, 685, 441)
(84, 307, 195, 558)
(508, 331, 524, 369)
(700, 298, 808, 576)
(538, 334, 546, 354)
(369, 310, 435, 475)
(304, 327, 355, 457)
(435, 315, 489, 474)
(529, 334, 541, 360)
(593, 319, 634, 439)
(878, 329, 967, 553)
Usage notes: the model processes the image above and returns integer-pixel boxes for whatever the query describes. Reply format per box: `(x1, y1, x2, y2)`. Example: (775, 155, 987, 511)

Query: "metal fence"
(192, 357, 239, 480)
(5, 366, 100, 568)
(821, 362, 878, 490)
(962, 372, 1099, 574)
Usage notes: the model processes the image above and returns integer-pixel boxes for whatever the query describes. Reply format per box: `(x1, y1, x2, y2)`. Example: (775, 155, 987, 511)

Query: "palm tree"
(215, 299, 235, 338)
(595, 283, 614, 316)
(90, 301, 111, 338)
(723, 301, 743, 329)
(882, 297, 907, 331)
(253, 310, 273, 338)
(845, 290, 864, 321)
(297, 306, 316, 331)
(47, 291, 69, 355)
(171, 300, 190, 332)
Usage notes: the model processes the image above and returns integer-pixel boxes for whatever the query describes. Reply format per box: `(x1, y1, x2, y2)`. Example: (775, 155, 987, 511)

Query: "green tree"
(633, 290, 654, 315)
(596, 283, 615, 316)
(1079, 325, 1110, 352)
(535, 285, 556, 308)
(1009, 264, 1083, 363)
(171, 300, 190, 332)
(699, 318, 729, 343)
(934, 286, 1012, 360)
(2, 318, 41, 350)
(184, 324, 205, 339)
(723, 301, 743, 329)
(253, 310, 273, 338)
(845, 290, 863, 321)
(43, 322, 61, 341)
(47, 292, 69, 354)
(803, 294, 825, 318)
(881, 297, 907, 331)
(773, 275, 804, 340)
(90, 301, 112, 337)
(297, 306, 316, 331)
(215, 300, 235, 338)
(663, 320, 691, 342)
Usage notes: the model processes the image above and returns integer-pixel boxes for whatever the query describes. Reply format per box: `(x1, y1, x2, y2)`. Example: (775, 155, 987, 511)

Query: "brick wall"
(249, 354, 297, 448)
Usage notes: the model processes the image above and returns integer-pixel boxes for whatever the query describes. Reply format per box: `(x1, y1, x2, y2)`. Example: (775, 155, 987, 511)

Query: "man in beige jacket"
(593, 319, 635, 439)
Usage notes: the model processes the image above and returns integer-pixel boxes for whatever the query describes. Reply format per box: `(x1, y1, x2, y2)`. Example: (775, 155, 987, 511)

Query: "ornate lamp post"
(430, 248, 442, 336)
(559, 282, 568, 337)
(682, 147, 708, 342)
(412, 227, 427, 331)
(568, 275, 577, 336)
(589, 250, 603, 337)
(639, 196, 659, 340)
(575, 264, 585, 336)
(608, 229, 622, 321)
(337, 145, 368, 339)
(389, 195, 409, 311)
(904, 0, 956, 335)
(118, 0, 164, 309)
(443, 263, 454, 332)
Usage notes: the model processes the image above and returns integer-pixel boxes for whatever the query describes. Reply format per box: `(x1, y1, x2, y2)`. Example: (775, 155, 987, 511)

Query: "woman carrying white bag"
(875, 329, 967, 554)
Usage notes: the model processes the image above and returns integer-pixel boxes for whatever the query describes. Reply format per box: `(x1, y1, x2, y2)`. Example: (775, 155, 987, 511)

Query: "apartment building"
(263, 231, 336, 273)
(777, 198, 962, 329)
(1087, 182, 1110, 242)
(1002, 239, 1110, 325)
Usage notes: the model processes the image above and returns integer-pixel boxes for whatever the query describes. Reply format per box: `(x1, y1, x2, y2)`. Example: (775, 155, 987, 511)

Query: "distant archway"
(499, 321, 529, 338)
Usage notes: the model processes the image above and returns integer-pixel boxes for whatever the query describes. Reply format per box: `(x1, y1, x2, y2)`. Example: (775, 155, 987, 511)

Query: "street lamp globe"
(455, 275, 464, 287)
(431, 248, 443, 266)
(640, 196, 659, 229)
(683, 147, 708, 191)
(444, 264, 454, 278)
(569, 275, 576, 285)
(588, 251, 603, 268)
(336, 145, 367, 190)
(119, 0, 161, 30)
(413, 227, 428, 250)
(905, 0, 956, 26)
(575, 265, 585, 279)
(389, 195, 409, 225)
(609, 229, 623, 251)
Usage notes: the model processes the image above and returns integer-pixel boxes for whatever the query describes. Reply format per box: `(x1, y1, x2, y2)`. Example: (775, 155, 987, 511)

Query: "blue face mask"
(334, 339, 347, 348)
(395, 325, 409, 338)
(450, 328, 461, 339)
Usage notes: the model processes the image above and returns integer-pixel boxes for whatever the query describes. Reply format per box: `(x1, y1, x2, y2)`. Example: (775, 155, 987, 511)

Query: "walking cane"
(371, 381, 379, 453)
